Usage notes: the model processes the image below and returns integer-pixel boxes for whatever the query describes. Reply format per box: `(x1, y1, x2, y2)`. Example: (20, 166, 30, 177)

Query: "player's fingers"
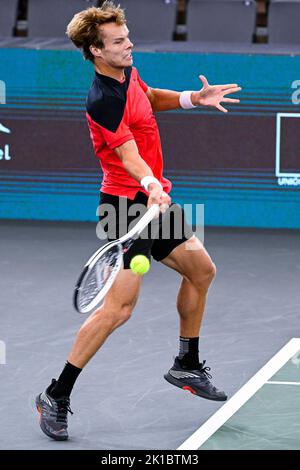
(222, 98, 240, 103)
(221, 83, 239, 90)
(147, 197, 160, 206)
(199, 74, 209, 88)
(158, 191, 171, 213)
(161, 191, 171, 204)
(223, 87, 242, 96)
(216, 104, 228, 113)
(159, 203, 169, 214)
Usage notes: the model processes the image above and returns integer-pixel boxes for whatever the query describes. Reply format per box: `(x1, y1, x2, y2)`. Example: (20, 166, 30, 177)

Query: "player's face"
(99, 23, 133, 69)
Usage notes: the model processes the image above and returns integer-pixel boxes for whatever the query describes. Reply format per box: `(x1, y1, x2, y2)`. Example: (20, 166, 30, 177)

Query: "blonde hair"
(66, 1, 126, 62)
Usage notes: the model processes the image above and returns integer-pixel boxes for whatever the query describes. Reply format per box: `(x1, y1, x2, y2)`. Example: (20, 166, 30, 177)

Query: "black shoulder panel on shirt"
(86, 67, 132, 133)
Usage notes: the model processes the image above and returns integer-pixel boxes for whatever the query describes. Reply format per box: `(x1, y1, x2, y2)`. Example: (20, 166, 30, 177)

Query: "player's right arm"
(114, 139, 171, 210)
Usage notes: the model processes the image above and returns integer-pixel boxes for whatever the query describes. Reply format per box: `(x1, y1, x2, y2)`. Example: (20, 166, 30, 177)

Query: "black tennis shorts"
(98, 191, 194, 269)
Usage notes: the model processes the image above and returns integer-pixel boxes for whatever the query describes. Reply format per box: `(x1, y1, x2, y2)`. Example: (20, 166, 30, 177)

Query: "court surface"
(0, 220, 299, 450)
(179, 338, 300, 450)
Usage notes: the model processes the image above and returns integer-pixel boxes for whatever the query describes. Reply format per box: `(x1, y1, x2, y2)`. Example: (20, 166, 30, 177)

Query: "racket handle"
(119, 204, 160, 243)
(135, 204, 160, 237)
(147, 203, 160, 219)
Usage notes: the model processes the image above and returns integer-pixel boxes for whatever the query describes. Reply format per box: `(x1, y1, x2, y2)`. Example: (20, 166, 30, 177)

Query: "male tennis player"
(36, 1, 241, 440)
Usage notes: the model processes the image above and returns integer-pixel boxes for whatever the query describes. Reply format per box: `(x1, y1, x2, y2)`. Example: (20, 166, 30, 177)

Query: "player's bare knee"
(92, 300, 133, 322)
(202, 261, 216, 287)
(209, 262, 217, 281)
(191, 261, 216, 291)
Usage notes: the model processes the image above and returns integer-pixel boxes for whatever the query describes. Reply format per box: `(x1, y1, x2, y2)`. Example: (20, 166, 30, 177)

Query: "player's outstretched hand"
(192, 75, 241, 113)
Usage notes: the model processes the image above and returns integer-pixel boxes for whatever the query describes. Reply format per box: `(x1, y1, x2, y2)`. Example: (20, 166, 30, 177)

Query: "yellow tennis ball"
(130, 255, 150, 275)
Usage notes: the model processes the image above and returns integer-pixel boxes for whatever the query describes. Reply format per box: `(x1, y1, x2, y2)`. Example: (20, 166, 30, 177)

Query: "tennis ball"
(130, 255, 150, 275)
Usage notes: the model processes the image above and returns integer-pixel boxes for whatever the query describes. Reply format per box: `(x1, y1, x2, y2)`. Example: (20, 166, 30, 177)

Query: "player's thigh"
(103, 267, 143, 311)
(151, 201, 196, 274)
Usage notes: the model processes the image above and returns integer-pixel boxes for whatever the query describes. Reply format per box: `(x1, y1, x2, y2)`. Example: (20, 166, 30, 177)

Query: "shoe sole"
(164, 373, 227, 401)
(35, 395, 69, 441)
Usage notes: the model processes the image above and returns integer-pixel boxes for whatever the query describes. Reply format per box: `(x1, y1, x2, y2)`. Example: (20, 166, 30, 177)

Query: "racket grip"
(148, 203, 160, 219)
(119, 204, 160, 243)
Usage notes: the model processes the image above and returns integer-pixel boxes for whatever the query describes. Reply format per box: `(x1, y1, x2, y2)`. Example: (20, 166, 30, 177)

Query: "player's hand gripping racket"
(74, 204, 160, 314)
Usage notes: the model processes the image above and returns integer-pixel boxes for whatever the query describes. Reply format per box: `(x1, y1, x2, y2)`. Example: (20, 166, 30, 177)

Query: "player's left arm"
(146, 75, 241, 113)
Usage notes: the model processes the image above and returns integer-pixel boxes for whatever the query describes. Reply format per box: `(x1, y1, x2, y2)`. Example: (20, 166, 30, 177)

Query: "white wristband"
(141, 176, 163, 192)
(179, 90, 197, 109)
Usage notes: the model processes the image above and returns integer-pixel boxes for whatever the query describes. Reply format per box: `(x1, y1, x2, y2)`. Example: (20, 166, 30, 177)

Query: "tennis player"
(36, 1, 241, 441)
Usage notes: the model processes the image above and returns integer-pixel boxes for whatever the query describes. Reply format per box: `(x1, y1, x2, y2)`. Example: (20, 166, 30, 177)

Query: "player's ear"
(90, 44, 103, 59)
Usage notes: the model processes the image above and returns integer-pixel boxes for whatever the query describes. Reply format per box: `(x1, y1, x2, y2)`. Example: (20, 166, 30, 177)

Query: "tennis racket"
(73, 204, 160, 314)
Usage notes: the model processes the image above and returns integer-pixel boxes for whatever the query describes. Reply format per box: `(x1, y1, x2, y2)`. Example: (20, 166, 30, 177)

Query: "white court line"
(177, 338, 300, 450)
(267, 381, 300, 386)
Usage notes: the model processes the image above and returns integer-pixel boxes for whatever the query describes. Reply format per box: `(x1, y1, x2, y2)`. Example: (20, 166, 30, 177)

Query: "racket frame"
(74, 204, 159, 314)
